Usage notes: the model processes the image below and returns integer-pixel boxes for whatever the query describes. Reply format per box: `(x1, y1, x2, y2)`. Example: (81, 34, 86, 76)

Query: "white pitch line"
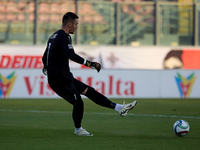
(0, 109, 200, 119)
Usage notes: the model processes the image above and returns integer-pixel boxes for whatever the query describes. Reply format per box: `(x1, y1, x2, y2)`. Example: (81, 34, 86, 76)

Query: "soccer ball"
(173, 120, 190, 137)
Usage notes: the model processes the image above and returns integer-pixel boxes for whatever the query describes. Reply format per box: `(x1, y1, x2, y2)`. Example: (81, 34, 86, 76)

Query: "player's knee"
(82, 87, 88, 95)
(85, 86, 95, 96)
(82, 86, 95, 95)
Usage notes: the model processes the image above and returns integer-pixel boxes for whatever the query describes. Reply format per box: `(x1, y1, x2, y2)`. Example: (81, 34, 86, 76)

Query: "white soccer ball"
(173, 120, 190, 137)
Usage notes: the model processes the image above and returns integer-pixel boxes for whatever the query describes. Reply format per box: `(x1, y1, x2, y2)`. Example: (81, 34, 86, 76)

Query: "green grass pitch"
(0, 98, 200, 150)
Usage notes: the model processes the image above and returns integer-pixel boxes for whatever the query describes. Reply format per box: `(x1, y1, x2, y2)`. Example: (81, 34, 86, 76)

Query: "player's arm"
(61, 35, 101, 72)
(68, 49, 101, 73)
(42, 39, 52, 75)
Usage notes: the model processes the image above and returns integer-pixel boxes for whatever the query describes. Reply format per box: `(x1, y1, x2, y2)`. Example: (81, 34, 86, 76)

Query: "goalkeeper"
(42, 12, 137, 136)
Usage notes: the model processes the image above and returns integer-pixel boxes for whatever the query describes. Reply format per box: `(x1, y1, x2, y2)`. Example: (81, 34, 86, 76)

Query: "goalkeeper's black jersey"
(42, 29, 84, 82)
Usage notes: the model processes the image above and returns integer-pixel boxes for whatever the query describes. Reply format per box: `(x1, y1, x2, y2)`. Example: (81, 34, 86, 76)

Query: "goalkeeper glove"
(84, 60, 101, 72)
(42, 67, 47, 75)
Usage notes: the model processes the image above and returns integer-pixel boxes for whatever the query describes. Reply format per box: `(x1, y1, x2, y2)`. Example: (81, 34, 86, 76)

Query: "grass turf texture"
(0, 98, 200, 150)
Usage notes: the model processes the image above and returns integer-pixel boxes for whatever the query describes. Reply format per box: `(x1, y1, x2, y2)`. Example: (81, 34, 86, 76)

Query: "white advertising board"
(0, 69, 199, 99)
(1, 45, 200, 70)
(161, 70, 200, 98)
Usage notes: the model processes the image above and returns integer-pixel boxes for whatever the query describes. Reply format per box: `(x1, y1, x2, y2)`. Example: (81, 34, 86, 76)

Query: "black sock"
(85, 87, 116, 109)
(72, 94, 84, 128)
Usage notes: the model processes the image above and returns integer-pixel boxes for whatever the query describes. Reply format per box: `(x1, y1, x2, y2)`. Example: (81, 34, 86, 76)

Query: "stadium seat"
(28, 2, 35, 13)
(18, 2, 26, 8)
(6, 13, 17, 22)
(50, 14, 61, 23)
(50, 3, 60, 14)
(38, 2, 50, 13)
(67, 2, 76, 13)
(28, 13, 35, 22)
(17, 13, 25, 22)
(59, 2, 76, 14)
(79, 3, 97, 15)
(39, 14, 50, 23)
(0, 14, 6, 22)
(7, 1, 19, 13)
(18, 2, 26, 13)
(112, 0, 122, 2)
(93, 15, 106, 24)
(60, 3, 69, 14)
(82, 15, 93, 24)
(0, 2, 6, 13)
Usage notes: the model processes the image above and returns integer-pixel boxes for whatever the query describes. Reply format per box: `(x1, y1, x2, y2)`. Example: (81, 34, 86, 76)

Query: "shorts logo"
(68, 44, 73, 49)
(0, 72, 17, 98)
(175, 72, 196, 98)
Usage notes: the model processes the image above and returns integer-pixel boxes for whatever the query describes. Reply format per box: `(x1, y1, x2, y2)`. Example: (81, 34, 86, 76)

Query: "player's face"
(163, 57, 184, 69)
(69, 19, 78, 34)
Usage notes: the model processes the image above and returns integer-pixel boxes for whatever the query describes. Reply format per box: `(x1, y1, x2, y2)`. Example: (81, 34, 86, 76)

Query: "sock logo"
(175, 72, 196, 98)
(0, 72, 17, 98)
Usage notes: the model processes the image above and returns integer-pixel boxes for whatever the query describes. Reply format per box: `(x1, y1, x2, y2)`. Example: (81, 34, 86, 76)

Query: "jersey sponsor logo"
(68, 44, 73, 49)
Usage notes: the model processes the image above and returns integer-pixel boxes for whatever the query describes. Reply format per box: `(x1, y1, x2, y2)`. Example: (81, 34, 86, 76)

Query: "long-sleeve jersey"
(42, 29, 84, 82)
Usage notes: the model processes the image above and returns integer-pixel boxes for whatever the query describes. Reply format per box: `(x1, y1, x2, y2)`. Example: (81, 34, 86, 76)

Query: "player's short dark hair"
(62, 12, 79, 26)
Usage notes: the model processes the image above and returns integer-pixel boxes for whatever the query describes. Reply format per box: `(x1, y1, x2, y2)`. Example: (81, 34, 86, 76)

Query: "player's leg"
(74, 79, 137, 116)
(48, 79, 92, 135)
(84, 86, 116, 109)
(74, 79, 116, 109)
(71, 94, 83, 129)
(84, 86, 137, 116)
(72, 93, 93, 136)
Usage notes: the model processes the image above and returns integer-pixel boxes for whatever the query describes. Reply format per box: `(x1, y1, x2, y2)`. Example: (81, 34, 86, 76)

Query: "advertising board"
(0, 69, 199, 98)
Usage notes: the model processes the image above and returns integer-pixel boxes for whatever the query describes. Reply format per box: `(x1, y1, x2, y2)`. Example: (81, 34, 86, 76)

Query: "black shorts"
(72, 78, 88, 93)
(48, 77, 88, 104)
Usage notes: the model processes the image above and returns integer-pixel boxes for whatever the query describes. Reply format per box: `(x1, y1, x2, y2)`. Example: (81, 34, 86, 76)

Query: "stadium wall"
(0, 45, 200, 99)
